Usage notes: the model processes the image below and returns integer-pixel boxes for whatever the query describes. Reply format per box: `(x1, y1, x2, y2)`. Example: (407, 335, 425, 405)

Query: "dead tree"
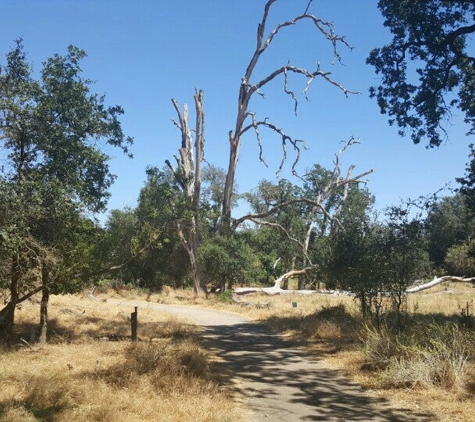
(166, 90, 207, 296)
(221, 0, 358, 234)
(165, 1, 357, 295)
(235, 139, 373, 292)
(406, 275, 475, 293)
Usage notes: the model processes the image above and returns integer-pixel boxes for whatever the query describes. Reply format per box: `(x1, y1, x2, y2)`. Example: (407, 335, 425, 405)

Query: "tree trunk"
(1, 303, 15, 346)
(38, 285, 49, 344)
(2, 255, 20, 346)
(170, 90, 208, 297)
(222, 139, 238, 236)
(186, 241, 207, 296)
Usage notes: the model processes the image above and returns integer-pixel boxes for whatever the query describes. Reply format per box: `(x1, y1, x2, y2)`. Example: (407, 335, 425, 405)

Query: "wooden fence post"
(131, 306, 138, 341)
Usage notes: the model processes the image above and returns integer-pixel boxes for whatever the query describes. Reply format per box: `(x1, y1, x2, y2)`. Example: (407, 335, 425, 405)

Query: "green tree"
(329, 202, 430, 323)
(457, 144, 475, 212)
(328, 218, 383, 317)
(426, 194, 475, 269)
(382, 205, 431, 321)
(0, 40, 132, 344)
(241, 141, 373, 290)
(199, 235, 257, 291)
(368, 0, 475, 147)
(133, 167, 191, 288)
(444, 241, 475, 275)
(245, 178, 305, 278)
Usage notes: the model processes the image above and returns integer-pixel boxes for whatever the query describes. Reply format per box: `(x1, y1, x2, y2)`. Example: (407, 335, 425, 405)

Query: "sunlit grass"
(0, 292, 244, 422)
(148, 282, 475, 422)
(3, 281, 474, 421)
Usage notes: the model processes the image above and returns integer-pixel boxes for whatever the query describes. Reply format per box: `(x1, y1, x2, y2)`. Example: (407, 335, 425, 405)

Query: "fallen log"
(406, 276, 475, 293)
(235, 275, 475, 297)
(233, 286, 351, 296)
(234, 265, 352, 295)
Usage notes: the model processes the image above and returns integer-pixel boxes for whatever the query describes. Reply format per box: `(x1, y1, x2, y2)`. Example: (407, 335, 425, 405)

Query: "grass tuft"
(0, 293, 244, 422)
(361, 321, 475, 390)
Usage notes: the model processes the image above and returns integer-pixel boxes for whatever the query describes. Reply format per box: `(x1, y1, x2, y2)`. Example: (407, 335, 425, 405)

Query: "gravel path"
(108, 299, 435, 421)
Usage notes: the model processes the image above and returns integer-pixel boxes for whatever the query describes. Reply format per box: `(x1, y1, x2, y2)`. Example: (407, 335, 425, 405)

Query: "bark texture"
(168, 90, 207, 296)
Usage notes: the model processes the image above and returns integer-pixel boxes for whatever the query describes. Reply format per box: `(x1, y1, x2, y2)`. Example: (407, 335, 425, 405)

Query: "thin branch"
(239, 117, 307, 175)
(283, 66, 298, 115)
(252, 64, 359, 98)
(303, 0, 313, 15)
(248, 217, 313, 265)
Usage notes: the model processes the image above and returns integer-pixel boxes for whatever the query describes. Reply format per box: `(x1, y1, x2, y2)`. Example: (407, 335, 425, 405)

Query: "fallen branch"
(406, 275, 475, 293)
(233, 286, 351, 296)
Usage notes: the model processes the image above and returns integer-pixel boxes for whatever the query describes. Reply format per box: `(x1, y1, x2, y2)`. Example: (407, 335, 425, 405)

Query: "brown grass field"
(1, 281, 474, 421)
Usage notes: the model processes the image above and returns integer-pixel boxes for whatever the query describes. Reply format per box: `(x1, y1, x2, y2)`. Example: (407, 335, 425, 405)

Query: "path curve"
(108, 299, 434, 422)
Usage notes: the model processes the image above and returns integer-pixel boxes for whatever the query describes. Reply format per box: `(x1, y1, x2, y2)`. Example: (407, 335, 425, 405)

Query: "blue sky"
(1, 1, 471, 222)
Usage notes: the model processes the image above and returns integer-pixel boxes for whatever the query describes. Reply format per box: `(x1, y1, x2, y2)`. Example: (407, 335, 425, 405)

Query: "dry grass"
(3, 282, 474, 421)
(170, 283, 475, 422)
(0, 292, 245, 422)
(214, 282, 474, 422)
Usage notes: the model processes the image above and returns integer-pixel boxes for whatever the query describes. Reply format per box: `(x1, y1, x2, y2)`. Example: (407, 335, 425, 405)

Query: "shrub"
(302, 304, 360, 341)
(361, 320, 475, 390)
(215, 290, 233, 303)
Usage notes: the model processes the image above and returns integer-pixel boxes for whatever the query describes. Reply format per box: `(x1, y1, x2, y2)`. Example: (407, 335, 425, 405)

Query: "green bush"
(215, 290, 233, 303)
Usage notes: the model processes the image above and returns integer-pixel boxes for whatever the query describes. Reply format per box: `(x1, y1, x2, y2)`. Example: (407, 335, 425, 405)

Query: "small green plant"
(215, 290, 233, 303)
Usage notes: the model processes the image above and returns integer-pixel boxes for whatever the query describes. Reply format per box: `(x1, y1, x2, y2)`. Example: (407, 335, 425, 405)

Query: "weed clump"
(361, 321, 475, 390)
(302, 304, 360, 341)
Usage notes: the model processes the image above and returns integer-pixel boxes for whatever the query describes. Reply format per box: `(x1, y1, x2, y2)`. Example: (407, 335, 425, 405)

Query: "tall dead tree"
(166, 90, 207, 296)
(235, 139, 373, 291)
(221, 0, 357, 234)
(166, 1, 357, 295)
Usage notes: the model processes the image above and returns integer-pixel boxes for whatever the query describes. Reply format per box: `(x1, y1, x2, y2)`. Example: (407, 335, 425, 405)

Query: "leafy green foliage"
(457, 143, 475, 212)
(329, 201, 431, 319)
(444, 241, 475, 275)
(100, 168, 191, 289)
(368, 0, 475, 146)
(426, 194, 475, 269)
(0, 39, 132, 212)
(0, 40, 132, 341)
(199, 236, 257, 288)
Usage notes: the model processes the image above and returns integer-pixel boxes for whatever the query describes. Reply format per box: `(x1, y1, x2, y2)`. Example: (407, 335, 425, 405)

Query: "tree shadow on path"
(110, 300, 437, 421)
(202, 321, 436, 422)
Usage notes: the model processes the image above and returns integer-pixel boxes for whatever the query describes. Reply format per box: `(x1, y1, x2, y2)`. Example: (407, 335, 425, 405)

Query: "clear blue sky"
(1, 0, 471, 222)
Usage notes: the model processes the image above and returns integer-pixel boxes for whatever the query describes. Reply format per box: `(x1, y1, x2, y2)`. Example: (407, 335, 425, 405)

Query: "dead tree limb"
(221, 0, 358, 234)
(168, 90, 207, 296)
(236, 139, 373, 291)
(406, 275, 475, 293)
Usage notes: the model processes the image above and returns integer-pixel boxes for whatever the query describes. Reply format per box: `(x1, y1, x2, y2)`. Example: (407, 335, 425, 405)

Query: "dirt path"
(108, 299, 435, 421)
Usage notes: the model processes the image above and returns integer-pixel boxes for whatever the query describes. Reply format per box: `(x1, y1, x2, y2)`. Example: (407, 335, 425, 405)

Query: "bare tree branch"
(221, 0, 357, 232)
(168, 91, 208, 295)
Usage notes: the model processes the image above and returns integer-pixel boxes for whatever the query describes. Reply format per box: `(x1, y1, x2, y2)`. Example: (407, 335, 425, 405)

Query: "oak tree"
(368, 0, 475, 147)
(0, 40, 132, 344)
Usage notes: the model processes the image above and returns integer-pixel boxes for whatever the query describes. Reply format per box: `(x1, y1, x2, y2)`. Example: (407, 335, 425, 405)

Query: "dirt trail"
(108, 299, 435, 421)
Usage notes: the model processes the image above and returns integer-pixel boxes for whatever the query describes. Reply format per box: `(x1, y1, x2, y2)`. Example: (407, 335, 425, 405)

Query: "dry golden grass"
(155, 282, 474, 422)
(407, 281, 475, 316)
(0, 292, 245, 422)
(3, 282, 474, 421)
(204, 282, 474, 422)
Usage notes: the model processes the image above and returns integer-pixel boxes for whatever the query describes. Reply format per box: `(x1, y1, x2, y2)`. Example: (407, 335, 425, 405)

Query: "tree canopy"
(0, 39, 133, 344)
(367, 0, 475, 147)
